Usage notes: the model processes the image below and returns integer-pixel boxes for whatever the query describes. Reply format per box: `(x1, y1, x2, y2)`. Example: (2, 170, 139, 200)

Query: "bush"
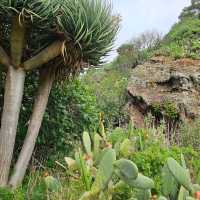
(131, 145, 200, 193)
(180, 119, 200, 152)
(0, 187, 24, 200)
(83, 67, 129, 128)
(157, 17, 200, 59)
(14, 76, 100, 164)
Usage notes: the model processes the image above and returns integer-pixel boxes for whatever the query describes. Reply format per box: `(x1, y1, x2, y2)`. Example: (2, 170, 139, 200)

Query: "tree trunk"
(0, 46, 10, 67)
(0, 67, 25, 186)
(9, 69, 53, 188)
(0, 16, 26, 186)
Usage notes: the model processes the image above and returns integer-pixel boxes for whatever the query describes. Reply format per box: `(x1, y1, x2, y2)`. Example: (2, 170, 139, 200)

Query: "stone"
(127, 57, 200, 127)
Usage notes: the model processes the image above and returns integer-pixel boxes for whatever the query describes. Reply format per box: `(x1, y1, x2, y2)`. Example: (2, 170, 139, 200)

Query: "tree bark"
(23, 41, 63, 71)
(0, 67, 25, 186)
(0, 16, 26, 186)
(0, 46, 10, 67)
(9, 68, 54, 188)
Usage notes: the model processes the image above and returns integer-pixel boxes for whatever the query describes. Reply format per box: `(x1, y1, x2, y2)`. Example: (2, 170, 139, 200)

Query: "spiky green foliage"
(57, 0, 119, 65)
(0, 0, 59, 28)
(0, 0, 118, 79)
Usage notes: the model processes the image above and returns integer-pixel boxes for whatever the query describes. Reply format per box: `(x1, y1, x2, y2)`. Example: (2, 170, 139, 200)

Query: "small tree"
(131, 30, 162, 50)
(0, 0, 118, 187)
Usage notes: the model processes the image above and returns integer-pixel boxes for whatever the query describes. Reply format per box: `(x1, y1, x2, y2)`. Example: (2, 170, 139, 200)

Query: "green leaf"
(93, 133, 102, 158)
(119, 139, 133, 157)
(161, 163, 179, 198)
(83, 131, 92, 155)
(158, 196, 168, 200)
(114, 159, 138, 182)
(92, 149, 116, 191)
(136, 189, 151, 200)
(167, 157, 193, 192)
(181, 154, 187, 169)
(126, 173, 154, 189)
(178, 186, 189, 200)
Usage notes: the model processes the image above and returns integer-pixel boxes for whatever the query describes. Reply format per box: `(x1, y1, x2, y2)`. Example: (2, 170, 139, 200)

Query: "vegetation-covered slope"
(158, 17, 200, 59)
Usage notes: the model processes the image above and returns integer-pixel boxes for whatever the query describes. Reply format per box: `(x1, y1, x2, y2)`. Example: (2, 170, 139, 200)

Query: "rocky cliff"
(127, 56, 200, 127)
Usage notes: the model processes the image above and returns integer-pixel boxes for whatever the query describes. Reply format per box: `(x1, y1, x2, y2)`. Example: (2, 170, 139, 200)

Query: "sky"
(109, 0, 191, 60)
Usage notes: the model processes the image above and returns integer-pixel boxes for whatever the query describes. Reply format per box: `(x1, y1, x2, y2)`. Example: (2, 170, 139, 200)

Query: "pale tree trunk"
(9, 68, 54, 188)
(0, 17, 26, 186)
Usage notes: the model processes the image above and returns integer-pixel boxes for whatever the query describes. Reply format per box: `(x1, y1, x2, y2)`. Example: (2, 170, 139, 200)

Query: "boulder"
(127, 57, 200, 127)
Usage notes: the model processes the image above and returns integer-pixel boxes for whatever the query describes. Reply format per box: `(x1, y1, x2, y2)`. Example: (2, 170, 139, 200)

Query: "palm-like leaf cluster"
(57, 0, 119, 65)
(0, 0, 59, 28)
(0, 0, 119, 78)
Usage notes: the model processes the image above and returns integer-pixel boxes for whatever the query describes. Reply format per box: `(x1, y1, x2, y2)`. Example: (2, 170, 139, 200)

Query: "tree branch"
(23, 41, 63, 71)
(0, 46, 10, 67)
(11, 16, 26, 67)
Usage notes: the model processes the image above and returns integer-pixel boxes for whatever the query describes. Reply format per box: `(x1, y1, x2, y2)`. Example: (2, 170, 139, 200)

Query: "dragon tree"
(0, 0, 119, 187)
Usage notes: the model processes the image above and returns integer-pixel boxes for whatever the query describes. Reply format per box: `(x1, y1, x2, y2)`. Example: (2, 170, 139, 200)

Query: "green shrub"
(157, 17, 200, 59)
(13, 76, 100, 165)
(131, 145, 200, 193)
(108, 127, 128, 144)
(180, 119, 200, 152)
(83, 67, 129, 128)
(163, 101, 179, 120)
(16, 130, 200, 200)
(0, 187, 24, 200)
(151, 101, 179, 121)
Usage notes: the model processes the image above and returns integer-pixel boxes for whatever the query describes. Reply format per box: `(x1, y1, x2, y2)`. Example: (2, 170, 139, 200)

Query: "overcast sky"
(109, 0, 191, 60)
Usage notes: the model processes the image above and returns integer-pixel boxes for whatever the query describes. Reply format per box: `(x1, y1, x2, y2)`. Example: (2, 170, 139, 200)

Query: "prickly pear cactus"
(161, 163, 179, 198)
(158, 196, 168, 200)
(136, 189, 151, 200)
(114, 159, 138, 183)
(91, 149, 116, 192)
(93, 133, 102, 159)
(166, 157, 193, 192)
(126, 173, 154, 190)
(83, 131, 92, 156)
(178, 186, 189, 200)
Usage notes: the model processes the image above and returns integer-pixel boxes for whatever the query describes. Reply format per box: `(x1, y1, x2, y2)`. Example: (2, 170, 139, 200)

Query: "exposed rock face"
(127, 57, 200, 127)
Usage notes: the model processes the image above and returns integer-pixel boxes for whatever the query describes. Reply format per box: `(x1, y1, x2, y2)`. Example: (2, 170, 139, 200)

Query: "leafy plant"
(160, 156, 200, 199)
(131, 145, 200, 193)
(157, 17, 200, 59)
(61, 128, 155, 200)
(180, 118, 200, 152)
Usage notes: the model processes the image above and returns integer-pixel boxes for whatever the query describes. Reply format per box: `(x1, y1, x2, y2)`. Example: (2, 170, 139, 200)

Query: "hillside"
(82, 5, 200, 130)
(158, 17, 200, 59)
(157, 0, 200, 59)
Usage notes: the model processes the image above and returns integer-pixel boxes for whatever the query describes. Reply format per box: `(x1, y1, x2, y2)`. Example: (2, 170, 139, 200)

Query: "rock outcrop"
(127, 57, 200, 127)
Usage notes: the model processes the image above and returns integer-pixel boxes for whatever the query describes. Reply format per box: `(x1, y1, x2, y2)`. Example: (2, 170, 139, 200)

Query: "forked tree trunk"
(9, 68, 53, 188)
(0, 17, 26, 186)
